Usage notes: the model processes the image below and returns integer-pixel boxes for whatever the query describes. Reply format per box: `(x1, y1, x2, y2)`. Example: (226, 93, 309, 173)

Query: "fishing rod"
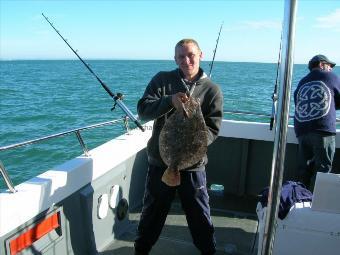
(208, 22, 223, 78)
(42, 13, 144, 132)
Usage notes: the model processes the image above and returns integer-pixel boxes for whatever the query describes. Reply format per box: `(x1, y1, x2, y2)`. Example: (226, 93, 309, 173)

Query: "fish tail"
(161, 168, 180, 187)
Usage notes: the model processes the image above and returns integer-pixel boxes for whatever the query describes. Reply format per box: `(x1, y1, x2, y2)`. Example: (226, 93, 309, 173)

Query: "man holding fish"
(135, 38, 223, 255)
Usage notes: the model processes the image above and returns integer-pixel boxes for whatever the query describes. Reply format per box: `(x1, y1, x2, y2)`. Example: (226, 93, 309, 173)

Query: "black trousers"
(297, 133, 335, 190)
(134, 164, 216, 254)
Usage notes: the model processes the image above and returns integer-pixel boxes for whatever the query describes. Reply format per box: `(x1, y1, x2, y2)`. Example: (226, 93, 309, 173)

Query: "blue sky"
(1, 0, 339, 64)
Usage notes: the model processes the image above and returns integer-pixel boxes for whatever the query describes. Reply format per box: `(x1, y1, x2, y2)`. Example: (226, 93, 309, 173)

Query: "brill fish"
(159, 97, 208, 186)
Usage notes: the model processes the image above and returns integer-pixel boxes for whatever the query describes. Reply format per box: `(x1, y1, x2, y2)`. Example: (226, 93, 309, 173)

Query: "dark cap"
(308, 54, 336, 70)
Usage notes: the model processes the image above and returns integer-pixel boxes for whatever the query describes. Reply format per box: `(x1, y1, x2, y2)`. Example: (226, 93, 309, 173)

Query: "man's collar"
(178, 68, 206, 83)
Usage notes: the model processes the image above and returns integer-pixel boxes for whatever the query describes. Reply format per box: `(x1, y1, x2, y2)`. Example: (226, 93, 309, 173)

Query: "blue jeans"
(134, 164, 216, 254)
(297, 132, 335, 190)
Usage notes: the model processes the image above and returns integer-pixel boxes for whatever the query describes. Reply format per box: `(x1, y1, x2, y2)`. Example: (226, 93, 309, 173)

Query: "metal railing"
(224, 110, 272, 118)
(2, 110, 339, 193)
(0, 117, 129, 193)
(224, 110, 340, 122)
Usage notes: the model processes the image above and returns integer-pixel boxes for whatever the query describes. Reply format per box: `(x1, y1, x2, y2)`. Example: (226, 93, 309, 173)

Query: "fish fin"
(161, 168, 180, 187)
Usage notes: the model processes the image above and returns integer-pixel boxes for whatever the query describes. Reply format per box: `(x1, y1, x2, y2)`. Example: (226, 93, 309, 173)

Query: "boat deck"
(100, 193, 259, 255)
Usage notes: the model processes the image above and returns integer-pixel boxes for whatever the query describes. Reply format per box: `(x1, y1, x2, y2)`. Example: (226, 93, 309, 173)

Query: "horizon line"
(0, 58, 308, 65)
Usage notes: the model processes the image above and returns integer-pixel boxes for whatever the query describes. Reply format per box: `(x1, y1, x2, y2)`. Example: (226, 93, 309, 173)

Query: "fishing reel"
(111, 93, 124, 111)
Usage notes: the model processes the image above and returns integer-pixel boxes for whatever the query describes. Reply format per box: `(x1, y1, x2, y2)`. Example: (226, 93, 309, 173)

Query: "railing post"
(123, 116, 130, 134)
(75, 131, 90, 157)
(260, 0, 297, 254)
(0, 161, 16, 193)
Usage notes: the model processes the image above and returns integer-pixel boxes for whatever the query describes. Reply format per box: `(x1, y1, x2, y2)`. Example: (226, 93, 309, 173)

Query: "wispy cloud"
(315, 8, 340, 30)
(225, 20, 281, 32)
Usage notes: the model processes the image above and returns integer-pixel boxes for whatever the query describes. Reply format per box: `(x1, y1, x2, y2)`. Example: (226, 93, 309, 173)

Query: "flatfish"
(159, 97, 208, 186)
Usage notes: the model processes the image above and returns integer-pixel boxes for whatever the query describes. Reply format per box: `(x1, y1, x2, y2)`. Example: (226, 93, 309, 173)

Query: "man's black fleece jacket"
(137, 68, 223, 169)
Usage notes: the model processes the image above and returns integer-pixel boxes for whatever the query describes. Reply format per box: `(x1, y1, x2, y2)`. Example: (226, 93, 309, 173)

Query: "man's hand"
(172, 92, 188, 111)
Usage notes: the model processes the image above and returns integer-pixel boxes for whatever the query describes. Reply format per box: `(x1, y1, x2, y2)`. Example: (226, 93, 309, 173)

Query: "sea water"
(0, 60, 339, 189)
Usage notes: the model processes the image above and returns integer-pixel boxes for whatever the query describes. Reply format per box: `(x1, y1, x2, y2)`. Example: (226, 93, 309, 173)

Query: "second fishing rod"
(42, 13, 144, 132)
(208, 22, 223, 78)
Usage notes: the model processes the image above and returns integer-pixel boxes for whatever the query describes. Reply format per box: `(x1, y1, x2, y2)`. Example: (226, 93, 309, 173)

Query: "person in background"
(294, 54, 340, 191)
(134, 39, 223, 255)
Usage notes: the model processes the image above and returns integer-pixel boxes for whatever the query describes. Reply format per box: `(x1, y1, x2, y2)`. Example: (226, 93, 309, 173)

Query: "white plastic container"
(256, 174, 340, 255)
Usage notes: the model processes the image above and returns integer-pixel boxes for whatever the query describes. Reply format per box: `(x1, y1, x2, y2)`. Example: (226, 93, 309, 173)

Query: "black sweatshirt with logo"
(294, 69, 340, 137)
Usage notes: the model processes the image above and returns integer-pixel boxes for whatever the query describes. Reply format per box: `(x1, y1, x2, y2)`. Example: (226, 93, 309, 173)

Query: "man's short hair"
(175, 39, 201, 52)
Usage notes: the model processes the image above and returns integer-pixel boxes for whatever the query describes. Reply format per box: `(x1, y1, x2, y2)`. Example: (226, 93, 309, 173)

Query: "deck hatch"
(9, 212, 60, 255)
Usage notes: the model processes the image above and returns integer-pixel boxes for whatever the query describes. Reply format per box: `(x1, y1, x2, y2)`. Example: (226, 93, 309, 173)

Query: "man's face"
(321, 62, 333, 72)
(175, 42, 202, 80)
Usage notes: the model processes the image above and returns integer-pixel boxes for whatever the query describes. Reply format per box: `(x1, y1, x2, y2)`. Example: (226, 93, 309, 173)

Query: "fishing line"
(42, 13, 144, 132)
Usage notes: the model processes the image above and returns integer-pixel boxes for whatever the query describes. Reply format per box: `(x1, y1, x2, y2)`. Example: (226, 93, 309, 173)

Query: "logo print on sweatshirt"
(295, 81, 331, 122)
